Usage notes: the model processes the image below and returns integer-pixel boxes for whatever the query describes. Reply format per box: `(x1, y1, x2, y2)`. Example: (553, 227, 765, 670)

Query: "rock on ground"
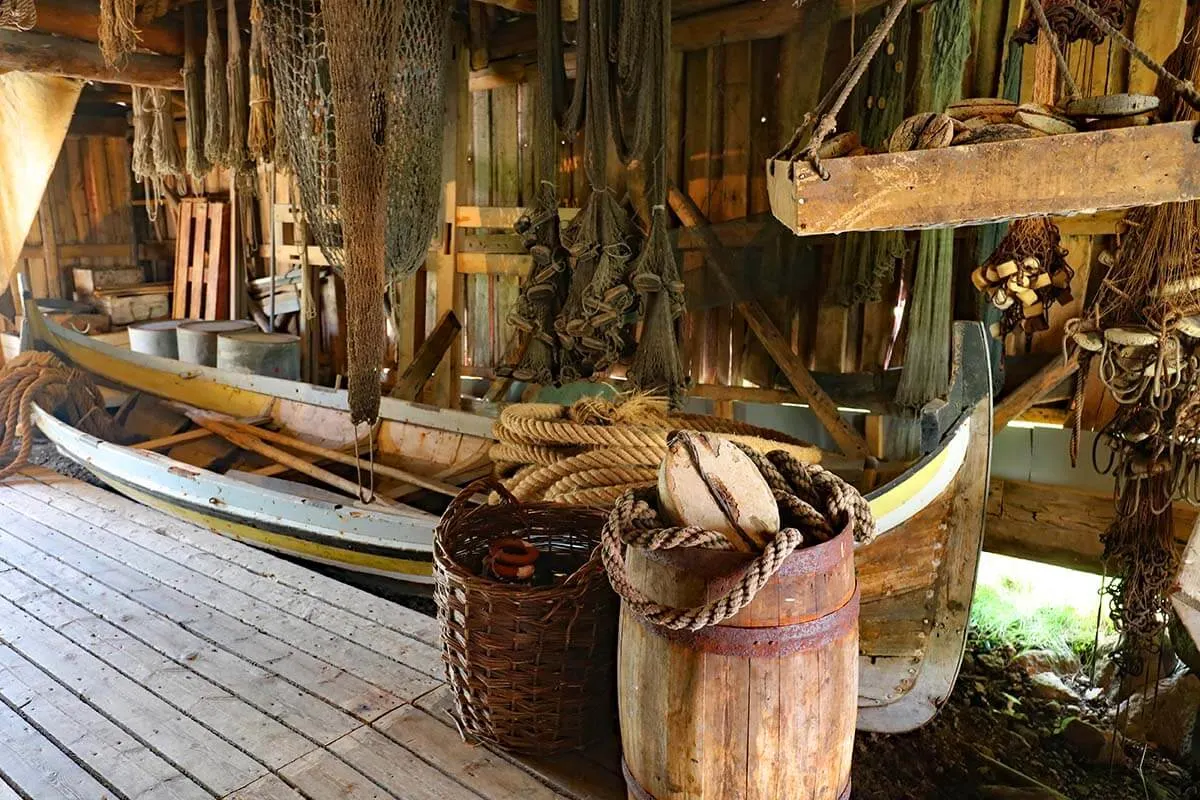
(1011, 649, 1082, 678)
(1118, 671, 1200, 760)
(1028, 672, 1082, 703)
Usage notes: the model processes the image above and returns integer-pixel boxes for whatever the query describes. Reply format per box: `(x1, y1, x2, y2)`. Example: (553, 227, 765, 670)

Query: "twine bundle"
(203, 0, 230, 168)
(149, 88, 184, 178)
(492, 396, 822, 508)
(182, 5, 211, 178)
(225, 0, 248, 168)
(500, 0, 571, 385)
(131, 86, 154, 181)
(0, 353, 119, 482)
(601, 449, 874, 631)
(247, 0, 275, 163)
(98, 0, 137, 68)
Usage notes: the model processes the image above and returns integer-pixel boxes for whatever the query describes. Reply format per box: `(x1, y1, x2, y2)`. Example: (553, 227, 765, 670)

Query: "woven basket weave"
(433, 477, 617, 754)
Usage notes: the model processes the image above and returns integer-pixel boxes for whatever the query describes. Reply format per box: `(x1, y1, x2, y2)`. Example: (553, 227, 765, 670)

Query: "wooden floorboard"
(0, 470, 623, 800)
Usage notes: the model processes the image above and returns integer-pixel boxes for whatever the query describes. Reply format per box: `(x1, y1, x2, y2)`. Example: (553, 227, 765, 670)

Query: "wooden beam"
(67, 114, 129, 138)
(769, 122, 1200, 236)
(668, 185, 870, 458)
(390, 311, 462, 400)
(993, 353, 1079, 432)
(985, 478, 1196, 574)
(33, 0, 185, 56)
(0, 30, 185, 89)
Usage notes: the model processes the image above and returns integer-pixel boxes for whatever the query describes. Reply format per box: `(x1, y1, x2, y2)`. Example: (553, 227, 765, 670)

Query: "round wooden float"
(127, 319, 187, 359)
(216, 331, 301, 380)
(619, 524, 858, 800)
(177, 319, 257, 366)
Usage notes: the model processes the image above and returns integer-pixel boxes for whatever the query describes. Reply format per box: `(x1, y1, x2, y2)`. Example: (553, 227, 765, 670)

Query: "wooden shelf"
(767, 120, 1200, 236)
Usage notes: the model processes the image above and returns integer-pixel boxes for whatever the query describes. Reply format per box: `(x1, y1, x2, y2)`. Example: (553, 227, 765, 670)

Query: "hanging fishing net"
(0, 0, 35, 30)
(262, 0, 448, 423)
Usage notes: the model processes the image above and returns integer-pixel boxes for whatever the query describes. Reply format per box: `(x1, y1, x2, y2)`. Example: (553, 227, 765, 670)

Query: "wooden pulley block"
(1064, 93, 1159, 120)
(946, 97, 1017, 121)
(995, 260, 1019, 279)
(657, 431, 780, 553)
(816, 131, 861, 160)
(1072, 329, 1104, 352)
(1177, 316, 1200, 338)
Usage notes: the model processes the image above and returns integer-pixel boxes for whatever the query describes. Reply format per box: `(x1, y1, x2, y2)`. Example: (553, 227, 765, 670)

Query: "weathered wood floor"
(0, 466, 624, 800)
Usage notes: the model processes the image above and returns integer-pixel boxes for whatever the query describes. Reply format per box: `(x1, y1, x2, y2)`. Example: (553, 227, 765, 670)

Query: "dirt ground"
(851, 636, 1198, 800)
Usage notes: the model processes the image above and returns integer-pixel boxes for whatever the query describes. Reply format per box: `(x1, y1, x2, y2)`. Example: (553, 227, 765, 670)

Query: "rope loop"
(601, 450, 874, 631)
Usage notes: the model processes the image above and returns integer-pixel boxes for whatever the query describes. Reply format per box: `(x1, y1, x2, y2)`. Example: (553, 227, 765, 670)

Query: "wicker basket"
(433, 477, 617, 754)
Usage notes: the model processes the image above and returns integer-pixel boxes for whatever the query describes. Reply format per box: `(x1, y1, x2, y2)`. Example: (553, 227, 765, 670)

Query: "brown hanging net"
(262, 0, 448, 423)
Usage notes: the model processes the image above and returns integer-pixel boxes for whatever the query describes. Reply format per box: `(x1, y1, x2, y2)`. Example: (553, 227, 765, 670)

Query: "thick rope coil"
(601, 450, 874, 631)
(0, 352, 120, 481)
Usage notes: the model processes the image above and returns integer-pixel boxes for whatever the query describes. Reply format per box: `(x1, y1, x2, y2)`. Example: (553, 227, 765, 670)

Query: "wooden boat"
(27, 299, 992, 732)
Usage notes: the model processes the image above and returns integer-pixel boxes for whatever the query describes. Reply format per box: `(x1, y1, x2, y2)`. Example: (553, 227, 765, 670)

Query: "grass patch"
(969, 554, 1117, 658)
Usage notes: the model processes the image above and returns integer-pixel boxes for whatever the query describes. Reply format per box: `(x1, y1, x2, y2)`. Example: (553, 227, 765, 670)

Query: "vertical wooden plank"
(683, 48, 713, 385)
(205, 202, 230, 320)
(1128, 0, 1186, 95)
(104, 136, 132, 248)
(432, 39, 469, 408)
(491, 84, 520, 370)
(172, 200, 194, 319)
(189, 199, 210, 319)
(516, 81, 534, 208)
(37, 200, 63, 299)
(468, 90, 493, 371)
(23, 214, 48, 301)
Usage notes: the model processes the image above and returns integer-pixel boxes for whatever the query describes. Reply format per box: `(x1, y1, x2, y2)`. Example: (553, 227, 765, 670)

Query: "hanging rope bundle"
(893, 0, 972, 412)
(0, 0, 35, 30)
(264, 0, 448, 424)
(131, 86, 154, 182)
(182, 5, 211, 179)
(0, 352, 120, 482)
(247, 0, 275, 163)
(1014, 0, 1131, 47)
(616, 0, 688, 407)
(825, 3, 912, 307)
(971, 218, 1074, 338)
(98, 0, 137, 68)
(204, 0, 229, 168)
(491, 395, 822, 507)
(150, 88, 184, 178)
(554, 0, 636, 379)
(225, 0, 248, 169)
(499, 0, 571, 385)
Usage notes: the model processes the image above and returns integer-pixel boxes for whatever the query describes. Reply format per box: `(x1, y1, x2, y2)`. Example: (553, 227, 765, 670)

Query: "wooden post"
(668, 185, 870, 459)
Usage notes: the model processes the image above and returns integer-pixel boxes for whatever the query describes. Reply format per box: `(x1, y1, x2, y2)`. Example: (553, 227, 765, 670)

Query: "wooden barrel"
(128, 319, 186, 359)
(177, 320, 257, 366)
(619, 524, 858, 800)
(216, 331, 301, 380)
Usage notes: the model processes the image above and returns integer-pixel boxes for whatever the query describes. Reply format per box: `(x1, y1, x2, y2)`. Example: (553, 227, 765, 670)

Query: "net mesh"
(0, 0, 35, 30)
(262, 0, 448, 423)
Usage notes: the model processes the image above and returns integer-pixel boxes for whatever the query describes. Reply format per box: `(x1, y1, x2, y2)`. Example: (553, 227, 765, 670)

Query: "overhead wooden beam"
(993, 353, 1079, 432)
(668, 184, 870, 459)
(0, 30, 185, 89)
(985, 477, 1196, 574)
(34, 0, 184, 56)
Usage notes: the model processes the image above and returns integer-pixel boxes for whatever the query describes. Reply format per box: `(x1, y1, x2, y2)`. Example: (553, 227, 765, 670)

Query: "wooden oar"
(186, 414, 406, 510)
(181, 408, 464, 498)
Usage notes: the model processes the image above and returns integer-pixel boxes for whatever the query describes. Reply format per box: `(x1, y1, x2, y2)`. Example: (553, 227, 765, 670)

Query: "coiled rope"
(492, 399, 823, 507)
(0, 352, 120, 481)
(601, 447, 875, 631)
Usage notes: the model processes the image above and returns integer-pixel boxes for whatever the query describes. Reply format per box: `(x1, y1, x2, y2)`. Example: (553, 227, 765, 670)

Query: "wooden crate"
(73, 265, 143, 295)
(173, 199, 231, 320)
(96, 291, 170, 326)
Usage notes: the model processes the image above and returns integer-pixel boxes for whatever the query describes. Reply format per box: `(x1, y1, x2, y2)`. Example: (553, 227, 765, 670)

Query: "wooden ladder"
(172, 198, 230, 320)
